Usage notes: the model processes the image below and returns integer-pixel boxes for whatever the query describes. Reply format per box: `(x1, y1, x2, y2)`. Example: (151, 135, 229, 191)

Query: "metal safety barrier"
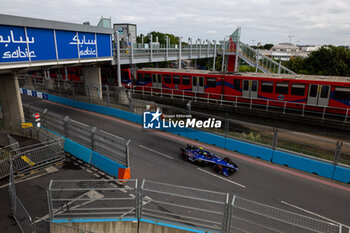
(48, 179, 138, 220)
(45, 179, 344, 233)
(23, 103, 130, 167)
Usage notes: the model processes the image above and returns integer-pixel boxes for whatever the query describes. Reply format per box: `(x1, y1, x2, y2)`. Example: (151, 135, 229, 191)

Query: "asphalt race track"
(22, 96, 350, 228)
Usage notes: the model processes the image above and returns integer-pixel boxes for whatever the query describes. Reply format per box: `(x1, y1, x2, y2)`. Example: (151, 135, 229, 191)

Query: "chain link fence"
(23, 103, 130, 167)
(140, 179, 229, 232)
(229, 196, 341, 233)
(48, 179, 138, 220)
(44, 179, 344, 233)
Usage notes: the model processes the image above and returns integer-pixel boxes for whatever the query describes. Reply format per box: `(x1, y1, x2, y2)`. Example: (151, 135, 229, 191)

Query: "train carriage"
(134, 68, 350, 115)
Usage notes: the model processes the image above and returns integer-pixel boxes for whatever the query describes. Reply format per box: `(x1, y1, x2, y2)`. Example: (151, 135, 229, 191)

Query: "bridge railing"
(238, 42, 296, 74)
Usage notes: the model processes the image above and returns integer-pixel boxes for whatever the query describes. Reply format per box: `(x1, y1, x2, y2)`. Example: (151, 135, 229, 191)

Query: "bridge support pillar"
(0, 73, 24, 125)
(84, 66, 102, 101)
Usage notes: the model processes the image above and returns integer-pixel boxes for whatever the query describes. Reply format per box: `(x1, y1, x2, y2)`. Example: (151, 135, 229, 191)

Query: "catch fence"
(23, 103, 130, 167)
(46, 179, 343, 233)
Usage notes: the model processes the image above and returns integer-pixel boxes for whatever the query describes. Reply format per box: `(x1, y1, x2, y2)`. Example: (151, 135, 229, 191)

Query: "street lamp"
(288, 35, 294, 60)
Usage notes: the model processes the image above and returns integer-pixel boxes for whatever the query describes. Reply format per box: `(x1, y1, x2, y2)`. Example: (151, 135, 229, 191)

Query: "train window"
(276, 82, 289, 94)
(182, 76, 190, 85)
(122, 71, 129, 81)
(234, 79, 241, 90)
(243, 80, 249, 91)
(173, 75, 181, 84)
(144, 73, 151, 82)
(252, 80, 257, 92)
(158, 75, 161, 83)
(309, 85, 318, 97)
(199, 77, 204, 87)
(334, 87, 350, 100)
(291, 84, 306, 96)
(320, 86, 329, 98)
(192, 77, 197, 86)
(164, 75, 171, 84)
(207, 78, 216, 88)
(261, 81, 274, 93)
(137, 73, 143, 81)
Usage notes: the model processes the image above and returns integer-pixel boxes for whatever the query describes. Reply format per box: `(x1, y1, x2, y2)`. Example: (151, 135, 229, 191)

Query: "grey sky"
(1, 0, 349, 45)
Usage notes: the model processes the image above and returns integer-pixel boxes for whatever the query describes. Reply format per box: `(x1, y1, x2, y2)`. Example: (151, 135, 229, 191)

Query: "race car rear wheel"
(214, 165, 223, 175)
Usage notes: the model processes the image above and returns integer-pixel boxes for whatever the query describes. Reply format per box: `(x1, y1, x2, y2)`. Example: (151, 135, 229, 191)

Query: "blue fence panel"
(64, 138, 92, 164)
(332, 165, 350, 183)
(47, 94, 142, 124)
(90, 151, 126, 178)
(225, 137, 273, 161)
(272, 150, 334, 179)
(187, 129, 226, 148)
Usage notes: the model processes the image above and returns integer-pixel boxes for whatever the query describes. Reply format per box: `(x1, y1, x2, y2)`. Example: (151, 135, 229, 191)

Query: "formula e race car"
(180, 144, 238, 176)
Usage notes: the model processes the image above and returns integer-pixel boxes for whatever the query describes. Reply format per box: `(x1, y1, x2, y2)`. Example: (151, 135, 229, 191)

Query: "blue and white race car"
(180, 144, 239, 176)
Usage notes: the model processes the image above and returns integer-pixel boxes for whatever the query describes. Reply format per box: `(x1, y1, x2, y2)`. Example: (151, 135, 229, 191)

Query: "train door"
(192, 77, 204, 92)
(152, 74, 162, 88)
(242, 80, 258, 98)
(307, 84, 330, 106)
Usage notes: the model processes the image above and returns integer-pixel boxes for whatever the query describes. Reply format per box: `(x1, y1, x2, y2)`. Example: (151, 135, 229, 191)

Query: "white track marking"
(139, 145, 174, 160)
(281, 201, 349, 228)
(0, 167, 58, 189)
(197, 168, 246, 188)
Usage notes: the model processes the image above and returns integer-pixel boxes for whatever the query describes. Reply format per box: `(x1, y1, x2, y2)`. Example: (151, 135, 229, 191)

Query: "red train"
(133, 68, 350, 114)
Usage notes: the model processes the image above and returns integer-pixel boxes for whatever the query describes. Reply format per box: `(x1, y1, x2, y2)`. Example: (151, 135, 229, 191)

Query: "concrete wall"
(0, 73, 24, 123)
(83, 66, 102, 100)
(50, 219, 210, 233)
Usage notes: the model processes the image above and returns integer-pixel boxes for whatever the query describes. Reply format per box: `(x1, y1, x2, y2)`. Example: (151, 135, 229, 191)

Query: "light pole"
(288, 35, 294, 60)
(213, 40, 216, 71)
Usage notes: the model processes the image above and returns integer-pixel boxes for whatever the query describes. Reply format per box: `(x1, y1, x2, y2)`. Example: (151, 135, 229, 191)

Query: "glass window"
(243, 80, 249, 91)
(261, 81, 274, 93)
(234, 79, 241, 90)
(137, 73, 143, 81)
(276, 82, 289, 94)
(122, 71, 129, 81)
(252, 80, 257, 92)
(309, 85, 318, 97)
(320, 86, 329, 98)
(182, 76, 190, 85)
(199, 77, 204, 87)
(334, 87, 350, 100)
(164, 75, 171, 84)
(206, 78, 216, 88)
(173, 75, 181, 85)
(291, 84, 306, 96)
(144, 73, 151, 82)
(158, 76, 161, 83)
(192, 77, 197, 86)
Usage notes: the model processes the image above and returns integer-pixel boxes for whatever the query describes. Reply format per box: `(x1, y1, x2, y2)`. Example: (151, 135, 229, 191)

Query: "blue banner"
(0, 25, 112, 64)
(77, 32, 97, 58)
(0, 25, 30, 63)
(97, 34, 112, 57)
(27, 28, 56, 61)
(55, 30, 79, 60)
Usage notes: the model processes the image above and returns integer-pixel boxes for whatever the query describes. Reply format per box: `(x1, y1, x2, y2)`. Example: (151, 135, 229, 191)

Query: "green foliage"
(239, 65, 256, 72)
(137, 31, 186, 45)
(283, 46, 350, 76)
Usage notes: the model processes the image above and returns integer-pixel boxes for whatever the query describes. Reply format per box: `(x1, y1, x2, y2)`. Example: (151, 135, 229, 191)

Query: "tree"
(283, 46, 350, 76)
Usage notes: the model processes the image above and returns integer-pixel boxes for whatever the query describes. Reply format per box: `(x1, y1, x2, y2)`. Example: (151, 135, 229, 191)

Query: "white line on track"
(0, 166, 58, 189)
(139, 145, 174, 160)
(281, 201, 349, 228)
(197, 168, 246, 188)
